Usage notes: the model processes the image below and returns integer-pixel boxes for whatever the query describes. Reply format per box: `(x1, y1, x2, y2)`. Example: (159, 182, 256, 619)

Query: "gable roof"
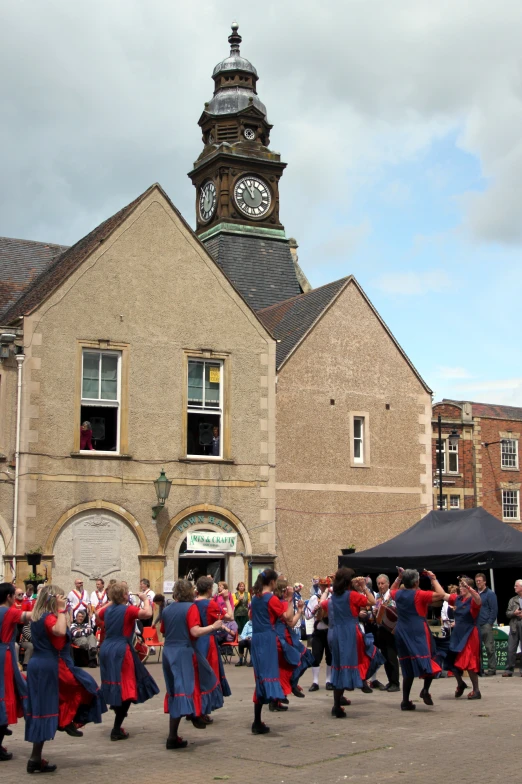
(1, 186, 156, 324)
(0, 237, 69, 318)
(203, 232, 302, 310)
(257, 277, 348, 367)
(257, 275, 432, 393)
(439, 399, 522, 422)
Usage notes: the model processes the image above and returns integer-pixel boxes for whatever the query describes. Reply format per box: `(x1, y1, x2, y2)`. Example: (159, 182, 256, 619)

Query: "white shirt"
(67, 589, 90, 615)
(90, 589, 108, 611)
(306, 594, 328, 630)
(140, 588, 155, 608)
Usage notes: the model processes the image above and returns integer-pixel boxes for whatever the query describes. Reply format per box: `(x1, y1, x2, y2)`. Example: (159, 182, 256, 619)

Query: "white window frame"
(435, 438, 458, 474)
(501, 439, 519, 469)
(80, 349, 121, 454)
(450, 495, 460, 509)
(353, 416, 365, 464)
(186, 358, 224, 460)
(502, 489, 520, 521)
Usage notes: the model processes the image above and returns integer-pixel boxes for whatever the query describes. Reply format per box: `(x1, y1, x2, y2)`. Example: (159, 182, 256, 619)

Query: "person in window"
(211, 426, 220, 456)
(80, 421, 94, 451)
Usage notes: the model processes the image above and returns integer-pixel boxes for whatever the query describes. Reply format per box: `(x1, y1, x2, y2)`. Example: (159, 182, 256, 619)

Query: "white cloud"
(435, 378, 522, 407)
(374, 269, 451, 296)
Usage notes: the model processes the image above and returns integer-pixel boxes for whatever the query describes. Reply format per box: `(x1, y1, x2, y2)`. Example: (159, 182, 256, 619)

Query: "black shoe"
(281, 698, 289, 704)
(308, 683, 319, 692)
(269, 701, 288, 712)
(467, 690, 481, 700)
(251, 722, 270, 735)
(246, 661, 253, 667)
(483, 670, 496, 677)
(420, 689, 433, 706)
(325, 682, 334, 691)
(361, 683, 373, 693)
(62, 722, 83, 737)
(386, 684, 400, 693)
(339, 696, 351, 706)
(400, 701, 416, 711)
(291, 685, 305, 698)
(455, 682, 469, 698)
(110, 728, 130, 741)
(27, 759, 57, 774)
(235, 660, 244, 667)
(0, 747, 13, 762)
(88, 659, 97, 669)
(502, 671, 513, 677)
(371, 680, 385, 690)
(190, 716, 208, 729)
(166, 737, 188, 750)
(3, 729, 12, 736)
(331, 707, 347, 718)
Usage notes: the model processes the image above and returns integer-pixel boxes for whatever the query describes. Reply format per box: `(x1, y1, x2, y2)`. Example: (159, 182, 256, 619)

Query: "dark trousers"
(311, 627, 332, 667)
(480, 623, 496, 672)
(238, 639, 251, 657)
(506, 621, 522, 672)
(375, 626, 400, 687)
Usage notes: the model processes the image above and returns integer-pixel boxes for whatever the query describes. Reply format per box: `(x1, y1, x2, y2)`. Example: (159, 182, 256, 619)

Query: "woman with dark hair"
(97, 582, 158, 741)
(0, 582, 32, 762)
(390, 568, 445, 711)
(250, 569, 291, 734)
(194, 576, 231, 707)
(443, 578, 482, 700)
(327, 568, 380, 718)
(161, 579, 224, 749)
(25, 585, 106, 774)
(272, 578, 311, 708)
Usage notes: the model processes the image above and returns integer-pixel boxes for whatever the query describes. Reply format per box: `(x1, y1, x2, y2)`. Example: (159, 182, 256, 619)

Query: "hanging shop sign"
(186, 531, 237, 553)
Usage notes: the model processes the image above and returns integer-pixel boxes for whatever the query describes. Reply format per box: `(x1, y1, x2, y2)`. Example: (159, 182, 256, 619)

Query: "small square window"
(450, 495, 460, 509)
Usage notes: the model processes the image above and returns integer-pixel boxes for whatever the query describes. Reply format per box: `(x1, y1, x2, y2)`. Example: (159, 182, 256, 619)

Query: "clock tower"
(189, 24, 305, 310)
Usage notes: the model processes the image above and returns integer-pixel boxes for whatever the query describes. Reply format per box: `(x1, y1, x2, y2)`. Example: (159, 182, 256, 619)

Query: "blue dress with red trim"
(162, 602, 224, 719)
(99, 604, 159, 707)
(328, 591, 385, 689)
(251, 593, 285, 704)
(274, 603, 314, 689)
(25, 613, 106, 743)
(195, 599, 231, 698)
(0, 606, 27, 725)
(448, 594, 481, 673)
(394, 590, 442, 679)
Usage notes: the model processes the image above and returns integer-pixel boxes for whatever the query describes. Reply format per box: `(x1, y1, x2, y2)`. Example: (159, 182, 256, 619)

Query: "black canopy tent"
(339, 507, 522, 573)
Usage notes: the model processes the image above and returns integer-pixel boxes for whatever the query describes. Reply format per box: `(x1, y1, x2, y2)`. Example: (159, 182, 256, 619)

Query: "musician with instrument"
(371, 574, 400, 693)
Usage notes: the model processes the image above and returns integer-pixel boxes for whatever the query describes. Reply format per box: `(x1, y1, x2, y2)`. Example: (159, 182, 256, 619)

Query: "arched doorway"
(47, 502, 147, 593)
(159, 505, 252, 589)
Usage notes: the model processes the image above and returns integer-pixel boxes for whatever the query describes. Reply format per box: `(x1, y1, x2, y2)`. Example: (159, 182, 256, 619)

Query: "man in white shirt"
(90, 578, 108, 627)
(139, 578, 156, 627)
(67, 578, 90, 619)
(305, 577, 332, 692)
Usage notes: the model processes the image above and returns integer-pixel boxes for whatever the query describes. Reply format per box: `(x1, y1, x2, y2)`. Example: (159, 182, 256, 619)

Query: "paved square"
(5, 662, 520, 783)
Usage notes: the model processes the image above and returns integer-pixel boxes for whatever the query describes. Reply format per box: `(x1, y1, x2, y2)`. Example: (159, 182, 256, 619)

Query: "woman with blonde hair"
(25, 584, 106, 774)
(97, 581, 158, 741)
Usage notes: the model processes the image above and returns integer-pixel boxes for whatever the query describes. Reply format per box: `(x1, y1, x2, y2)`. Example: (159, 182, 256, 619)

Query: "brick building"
(432, 400, 522, 530)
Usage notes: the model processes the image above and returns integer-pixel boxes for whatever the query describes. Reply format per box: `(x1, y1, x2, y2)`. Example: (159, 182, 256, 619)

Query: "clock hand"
(246, 181, 256, 201)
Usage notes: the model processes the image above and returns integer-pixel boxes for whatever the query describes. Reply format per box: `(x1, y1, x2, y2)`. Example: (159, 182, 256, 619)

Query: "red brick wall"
(479, 418, 521, 524)
(432, 403, 462, 420)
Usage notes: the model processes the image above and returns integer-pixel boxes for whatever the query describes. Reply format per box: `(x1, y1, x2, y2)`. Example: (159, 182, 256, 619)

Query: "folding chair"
(219, 631, 239, 664)
(142, 626, 164, 662)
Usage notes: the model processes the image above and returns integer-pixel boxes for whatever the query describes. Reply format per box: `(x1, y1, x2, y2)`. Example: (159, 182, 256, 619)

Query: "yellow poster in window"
(209, 367, 220, 384)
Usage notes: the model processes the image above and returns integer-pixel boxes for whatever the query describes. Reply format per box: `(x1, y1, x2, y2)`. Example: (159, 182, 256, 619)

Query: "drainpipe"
(13, 353, 25, 580)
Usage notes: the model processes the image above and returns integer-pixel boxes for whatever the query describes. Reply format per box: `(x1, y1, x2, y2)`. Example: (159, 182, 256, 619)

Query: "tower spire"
(228, 22, 241, 54)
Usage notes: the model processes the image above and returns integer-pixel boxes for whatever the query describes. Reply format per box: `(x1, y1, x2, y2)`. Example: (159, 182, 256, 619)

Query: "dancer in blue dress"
(250, 568, 293, 735)
(443, 578, 482, 700)
(194, 576, 232, 703)
(0, 582, 32, 762)
(273, 578, 311, 709)
(327, 568, 380, 718)
(390, 568, 445, 710)
(25, 585, 106, 774)
(97, 582, 159, 741)
(161, 579, 224, 750)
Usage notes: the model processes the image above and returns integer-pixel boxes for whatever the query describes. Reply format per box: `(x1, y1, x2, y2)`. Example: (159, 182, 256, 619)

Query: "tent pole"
(489, 568, 495, 592)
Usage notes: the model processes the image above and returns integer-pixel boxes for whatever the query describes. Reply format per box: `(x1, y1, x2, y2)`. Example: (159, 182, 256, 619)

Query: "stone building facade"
(0, 186, 276, 591)
(432, 400, 522, 530)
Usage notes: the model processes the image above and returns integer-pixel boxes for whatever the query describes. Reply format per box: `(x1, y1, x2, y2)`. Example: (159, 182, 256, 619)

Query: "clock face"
(234, 175, 271, 218)
(199, 180, 217, 223)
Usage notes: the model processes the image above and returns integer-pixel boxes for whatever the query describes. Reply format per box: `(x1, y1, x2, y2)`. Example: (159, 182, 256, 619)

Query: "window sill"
(350, 462, 370, 469)
(179, 457, 236, 464)
(71, 452, 133, 460)
(503, 518, 521, 523)
(501, 466, 520, 472)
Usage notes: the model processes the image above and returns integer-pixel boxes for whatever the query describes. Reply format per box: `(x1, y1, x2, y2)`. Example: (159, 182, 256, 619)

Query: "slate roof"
(257, 277, 349, 368)
(1, 187, 155, 324)
(0, 237, 69, 319)
(203, 232, 302, 311)
(441, 399, 522, 422)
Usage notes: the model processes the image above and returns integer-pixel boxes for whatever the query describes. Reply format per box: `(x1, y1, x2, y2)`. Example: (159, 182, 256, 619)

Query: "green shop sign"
(481, 627, 509, 671)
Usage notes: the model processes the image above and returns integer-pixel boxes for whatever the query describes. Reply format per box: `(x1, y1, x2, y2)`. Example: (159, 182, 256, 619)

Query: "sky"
(1, 0, 522, 405)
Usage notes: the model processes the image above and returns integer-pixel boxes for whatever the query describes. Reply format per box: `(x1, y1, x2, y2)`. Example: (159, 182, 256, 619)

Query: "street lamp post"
(152, 468, 172, 519)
